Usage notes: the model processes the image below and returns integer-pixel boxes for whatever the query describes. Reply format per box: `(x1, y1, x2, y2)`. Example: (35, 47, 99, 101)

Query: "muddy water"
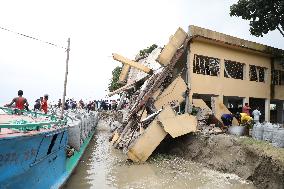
(63, 122, 255, 189)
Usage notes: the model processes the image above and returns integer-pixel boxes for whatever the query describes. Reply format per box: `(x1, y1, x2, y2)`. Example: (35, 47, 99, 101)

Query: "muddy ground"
(156, 133, 284, 189)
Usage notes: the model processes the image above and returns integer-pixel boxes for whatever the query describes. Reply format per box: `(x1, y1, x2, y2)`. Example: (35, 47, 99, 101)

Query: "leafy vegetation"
(230, 0, 284, 37)
(139, 44, 158, 57)
(108, 66, 125, 92)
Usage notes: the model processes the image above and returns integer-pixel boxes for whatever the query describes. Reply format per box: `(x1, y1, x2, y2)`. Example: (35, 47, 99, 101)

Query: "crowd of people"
(4, 90, 128, 115)
(55, 99, 121, 112)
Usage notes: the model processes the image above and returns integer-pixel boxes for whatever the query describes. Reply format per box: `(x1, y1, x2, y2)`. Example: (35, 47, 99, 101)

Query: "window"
(249, 65, 266, 82)
(271, 70, 284, 85)
(193, 54, 220, 76)
(224, 60, 245, 80)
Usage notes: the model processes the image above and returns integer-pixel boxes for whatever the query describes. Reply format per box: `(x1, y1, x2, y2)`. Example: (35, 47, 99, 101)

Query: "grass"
(239, 137, 284, 164)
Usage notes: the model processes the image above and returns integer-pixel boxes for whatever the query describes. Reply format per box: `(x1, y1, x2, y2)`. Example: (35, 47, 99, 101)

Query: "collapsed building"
(108, 25, 284, 162)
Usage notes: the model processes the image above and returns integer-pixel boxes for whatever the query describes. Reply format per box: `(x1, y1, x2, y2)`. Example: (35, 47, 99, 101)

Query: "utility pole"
(60, 38, 70, 119)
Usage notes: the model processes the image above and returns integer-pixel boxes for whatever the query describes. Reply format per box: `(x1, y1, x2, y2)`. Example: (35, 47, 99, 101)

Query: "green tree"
(108, 66, 125, 92)
(139, 44, 158, 57)
(230, 0, 284, 37)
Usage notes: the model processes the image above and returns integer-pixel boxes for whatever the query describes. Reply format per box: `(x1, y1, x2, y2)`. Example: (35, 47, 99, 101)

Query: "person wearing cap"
(41, 94, 49, 114)
(5, 90, 29, 111)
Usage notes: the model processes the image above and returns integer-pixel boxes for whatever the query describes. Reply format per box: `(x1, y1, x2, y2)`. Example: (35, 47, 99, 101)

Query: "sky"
(0, 0, 283, 106)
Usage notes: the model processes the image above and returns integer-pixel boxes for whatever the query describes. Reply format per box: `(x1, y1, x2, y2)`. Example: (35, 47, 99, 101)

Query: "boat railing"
(0, 107, 67, 133)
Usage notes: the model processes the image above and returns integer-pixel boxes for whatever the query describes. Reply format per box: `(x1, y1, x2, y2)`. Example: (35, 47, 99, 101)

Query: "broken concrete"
(127, 119, 167, 162)
(157, 27, 188, 66)
(154, 76, 187, 109)
(159, 113, 197, 138)
(108, 27, 197, 163)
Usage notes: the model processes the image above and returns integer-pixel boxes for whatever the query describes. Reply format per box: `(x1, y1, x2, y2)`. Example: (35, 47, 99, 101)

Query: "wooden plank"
(113, 53, 152, 74)
(158, 113, 197, 138)
(110, 131, 120, 145)
(108, 82, 134, 97)
(154, 76, 187, 109)
(156, 28, 187, 66)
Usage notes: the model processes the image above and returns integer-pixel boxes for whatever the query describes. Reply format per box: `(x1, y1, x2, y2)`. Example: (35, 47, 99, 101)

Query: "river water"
(63, 122, 255, 189)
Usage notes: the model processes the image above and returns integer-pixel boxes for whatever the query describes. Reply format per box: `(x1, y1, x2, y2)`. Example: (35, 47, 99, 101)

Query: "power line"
(0, 26, 67, 50)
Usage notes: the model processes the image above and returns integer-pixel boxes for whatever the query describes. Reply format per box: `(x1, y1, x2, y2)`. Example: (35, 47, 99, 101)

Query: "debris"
(156, 27, 188, 66)
(192, 99, 212, 130)
(108, 27, 195, 162)
(154, 76, 187, 109)
(108, 27, 250, 162)
(127, 119, 167, 162)
(112, 53, 153, 74)
(158, 113, 197, 138)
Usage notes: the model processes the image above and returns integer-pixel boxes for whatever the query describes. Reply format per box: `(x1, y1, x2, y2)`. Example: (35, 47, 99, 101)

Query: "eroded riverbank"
(63, 121, 254, 189)
(157, 132, 284, 189)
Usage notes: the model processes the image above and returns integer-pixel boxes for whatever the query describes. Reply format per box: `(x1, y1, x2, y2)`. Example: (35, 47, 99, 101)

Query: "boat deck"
(0, 114, 59, 138)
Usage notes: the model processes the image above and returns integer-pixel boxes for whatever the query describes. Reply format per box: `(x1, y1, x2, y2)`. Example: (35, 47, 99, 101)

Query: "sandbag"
(252, 123, 264, 140)
(272, 128, 284, 148)
(67, 120, 81, 151)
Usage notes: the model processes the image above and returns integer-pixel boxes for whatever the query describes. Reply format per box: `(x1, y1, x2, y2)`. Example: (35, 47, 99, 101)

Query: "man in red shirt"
(242, 103, 251, 116)
(41, 94, 48, 114)
(5, 90, 29, 111)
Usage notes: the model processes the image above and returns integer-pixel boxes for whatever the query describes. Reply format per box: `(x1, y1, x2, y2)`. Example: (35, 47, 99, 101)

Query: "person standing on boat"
(41, 94, 48, 114)
(5, 90, 29, 111)
(34, 99, 41, 111)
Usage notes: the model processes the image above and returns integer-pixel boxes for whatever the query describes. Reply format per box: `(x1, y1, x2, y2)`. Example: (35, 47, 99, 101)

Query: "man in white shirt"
(252, 107, 261, 123)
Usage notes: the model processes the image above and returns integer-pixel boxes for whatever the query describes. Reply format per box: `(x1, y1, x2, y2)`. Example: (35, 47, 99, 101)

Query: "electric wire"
(0, 26, 67, 50)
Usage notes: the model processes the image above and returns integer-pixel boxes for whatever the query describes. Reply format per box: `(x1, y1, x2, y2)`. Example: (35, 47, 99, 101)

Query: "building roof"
(188, 25, 284, 58)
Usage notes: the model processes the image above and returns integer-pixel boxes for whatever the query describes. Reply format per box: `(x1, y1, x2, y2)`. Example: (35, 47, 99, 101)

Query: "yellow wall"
(188, 40, 272, 99)
(275, 86, 284, 100)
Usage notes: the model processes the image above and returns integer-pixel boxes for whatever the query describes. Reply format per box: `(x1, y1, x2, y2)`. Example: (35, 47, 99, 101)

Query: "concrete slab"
(127, 119, 167, 162)
(157, 28, 187, 66)
(158, 113, 197, 138)
(154, 76, 187, 109)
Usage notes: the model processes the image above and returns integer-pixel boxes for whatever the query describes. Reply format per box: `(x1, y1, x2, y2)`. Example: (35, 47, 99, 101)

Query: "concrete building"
(187, 25, 284, 123)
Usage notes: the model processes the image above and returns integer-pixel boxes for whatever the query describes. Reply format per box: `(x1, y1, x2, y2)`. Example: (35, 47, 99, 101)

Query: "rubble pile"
(107, 28, 204, 162)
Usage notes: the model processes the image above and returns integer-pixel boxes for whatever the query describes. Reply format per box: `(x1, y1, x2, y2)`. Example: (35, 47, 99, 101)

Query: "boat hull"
(0, 111, 99, 189)
(0, 129, 68, 189)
